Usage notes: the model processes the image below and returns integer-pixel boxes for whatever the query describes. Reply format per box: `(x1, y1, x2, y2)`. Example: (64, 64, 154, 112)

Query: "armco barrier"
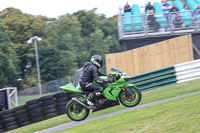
(1, 59, 200, 132)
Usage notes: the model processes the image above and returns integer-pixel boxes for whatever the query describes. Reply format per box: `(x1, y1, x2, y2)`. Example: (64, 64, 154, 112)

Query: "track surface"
(36, 91, 200, 133)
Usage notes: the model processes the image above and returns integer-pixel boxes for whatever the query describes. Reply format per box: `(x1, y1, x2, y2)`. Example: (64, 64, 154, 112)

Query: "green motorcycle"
(60, 67, 142, 121)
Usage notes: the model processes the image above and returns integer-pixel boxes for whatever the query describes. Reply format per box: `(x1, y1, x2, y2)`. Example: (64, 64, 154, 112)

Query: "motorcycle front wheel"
(119, 86, 142, 107)
(66, 100, 90, 121)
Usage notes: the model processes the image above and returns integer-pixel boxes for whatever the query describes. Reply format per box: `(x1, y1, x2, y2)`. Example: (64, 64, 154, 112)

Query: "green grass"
(18, 95, 40, 106)
(62, 93, 200, 133)
(7, 79, 200, 133)
(18, 92, 56, 106)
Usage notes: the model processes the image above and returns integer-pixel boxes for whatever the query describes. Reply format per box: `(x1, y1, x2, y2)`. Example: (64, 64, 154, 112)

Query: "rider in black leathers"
(79, 55, 107, 105)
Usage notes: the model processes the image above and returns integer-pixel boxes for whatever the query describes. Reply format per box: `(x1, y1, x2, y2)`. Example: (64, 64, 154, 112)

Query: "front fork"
(120, 86, 136, 101)
(120, 86, 133, 94)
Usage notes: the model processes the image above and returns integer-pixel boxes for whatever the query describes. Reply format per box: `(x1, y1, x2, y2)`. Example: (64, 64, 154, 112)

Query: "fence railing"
(18, 76, 72, 95)
(118, 10, 200, 40)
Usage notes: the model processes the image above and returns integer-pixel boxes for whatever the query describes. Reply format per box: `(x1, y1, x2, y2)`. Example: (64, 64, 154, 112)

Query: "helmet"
(91, 55, 104, 68)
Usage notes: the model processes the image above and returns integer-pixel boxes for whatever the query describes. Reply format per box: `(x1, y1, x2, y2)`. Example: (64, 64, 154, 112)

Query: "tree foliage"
(0, 8, 120, 89)
(0, 26, 18, 87)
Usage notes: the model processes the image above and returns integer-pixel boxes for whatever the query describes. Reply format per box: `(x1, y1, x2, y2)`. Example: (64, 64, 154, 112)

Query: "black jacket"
(145, 5, 155, 12)
(80, 62, 106, 86)
(170, 7, 179, 13)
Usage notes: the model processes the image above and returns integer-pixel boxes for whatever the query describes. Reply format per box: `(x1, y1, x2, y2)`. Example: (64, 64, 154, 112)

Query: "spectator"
(182, 5, 190, 15)
(162, 0, 172, 14)
(194, 4, 200, 16)
(147, 9, 160, 31)
(145, 2, 155, 13)
(173, 12, 185, 28)
(181, 5, 192, 27)
(170, 3, 179, 13)
(183, 5, 189, 11)
(124, 2, 131, 13)
(162, 0, 171, 26)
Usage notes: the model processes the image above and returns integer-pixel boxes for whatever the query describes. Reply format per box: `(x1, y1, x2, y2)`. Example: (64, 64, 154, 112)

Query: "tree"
(87, 29, 110, 57)
(0, 27, 18, 87)
(39, 46, 77, 82)
(100, 16, 121, 53)
(0, 8, 53, 44)
(74, 9, 104, 36)
(0, 7, 122, 89)
(0, 52, 17, 87)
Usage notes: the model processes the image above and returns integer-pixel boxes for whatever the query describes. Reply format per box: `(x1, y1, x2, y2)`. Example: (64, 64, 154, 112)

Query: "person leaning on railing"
(192, 4, 200, 24)
(194, 4, 200, 15)
(182, 5, 190, 12)
(194, 4, 200, 17)
(173, 12, 185, 28)
(181, 5, 191, 18)
(147, 9, 160, 32)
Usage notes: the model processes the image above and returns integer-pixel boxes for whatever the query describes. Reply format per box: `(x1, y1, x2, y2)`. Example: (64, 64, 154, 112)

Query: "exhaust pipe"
(72, 98, 90, 109)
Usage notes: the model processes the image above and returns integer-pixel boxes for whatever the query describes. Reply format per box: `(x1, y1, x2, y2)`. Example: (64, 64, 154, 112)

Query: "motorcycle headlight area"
(123, 76, 131, 81)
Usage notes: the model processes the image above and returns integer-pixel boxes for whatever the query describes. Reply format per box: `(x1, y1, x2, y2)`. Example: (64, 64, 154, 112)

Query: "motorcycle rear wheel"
(119, 86, 142, 107)
(66, 100, 90, 121)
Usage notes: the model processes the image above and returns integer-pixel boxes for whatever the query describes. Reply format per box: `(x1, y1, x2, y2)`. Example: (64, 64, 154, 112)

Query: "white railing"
(118, 10, 200, 40)
(0, 87, 18, 109)
(174, 59, 200, 83)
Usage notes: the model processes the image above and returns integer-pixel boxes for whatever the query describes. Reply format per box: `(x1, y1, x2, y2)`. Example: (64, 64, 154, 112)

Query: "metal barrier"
(0, 88, 18, 110)
(118, 10, 200, 40)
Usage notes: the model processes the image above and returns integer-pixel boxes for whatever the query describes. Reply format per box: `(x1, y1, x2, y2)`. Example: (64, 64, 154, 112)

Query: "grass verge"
(62, 93, 200, 133)
(7, 79, 200, 133)
(18, 92, 57, 106)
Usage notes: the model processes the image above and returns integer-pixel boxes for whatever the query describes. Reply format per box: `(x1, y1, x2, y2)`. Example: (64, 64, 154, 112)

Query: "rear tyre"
(66, 100, 89, 121)
(119, 86, 142, 107)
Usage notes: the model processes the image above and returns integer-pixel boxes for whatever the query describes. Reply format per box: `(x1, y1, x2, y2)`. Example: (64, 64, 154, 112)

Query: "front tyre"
(119, 86, 142, 107)
(66, 100, 90, 121)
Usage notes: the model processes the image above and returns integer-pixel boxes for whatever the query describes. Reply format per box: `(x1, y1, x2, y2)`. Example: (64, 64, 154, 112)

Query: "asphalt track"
(36, 91, 200, 133)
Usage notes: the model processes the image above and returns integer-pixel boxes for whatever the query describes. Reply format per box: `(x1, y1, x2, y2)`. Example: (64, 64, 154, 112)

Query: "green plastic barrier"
(135, 75, 177, 90)
(127, 66, 175, 84)
(126, 65, 177, 91)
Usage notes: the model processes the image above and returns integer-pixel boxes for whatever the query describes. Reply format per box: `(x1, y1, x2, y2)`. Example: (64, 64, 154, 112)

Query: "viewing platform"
(118, 10, 200, 40)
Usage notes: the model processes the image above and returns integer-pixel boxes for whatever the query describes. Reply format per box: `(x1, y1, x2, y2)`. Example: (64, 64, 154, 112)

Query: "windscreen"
(73, 68, 83, 87)
(110, 66, 124, 74)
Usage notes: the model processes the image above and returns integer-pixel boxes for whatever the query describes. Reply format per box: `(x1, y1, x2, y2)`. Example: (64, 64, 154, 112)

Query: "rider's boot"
(86, 93, 94, 106)
(87, 87, 104, 106)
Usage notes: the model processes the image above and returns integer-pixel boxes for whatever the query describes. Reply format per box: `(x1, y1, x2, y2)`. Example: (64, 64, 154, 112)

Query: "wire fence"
(17, 76, 73, 105)
(17, 65, 106, 105)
